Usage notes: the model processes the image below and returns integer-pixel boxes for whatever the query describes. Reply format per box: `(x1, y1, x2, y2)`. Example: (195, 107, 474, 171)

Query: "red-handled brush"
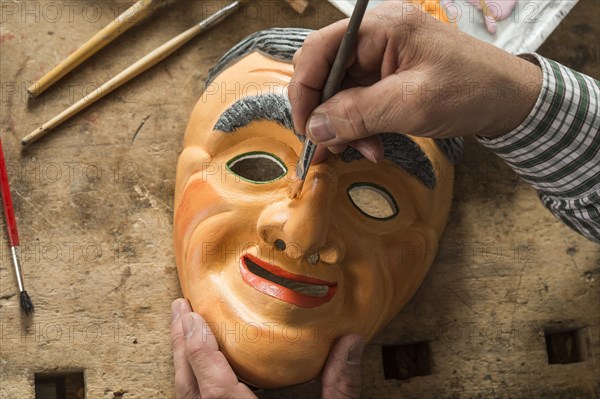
(0, 138, 34, 315)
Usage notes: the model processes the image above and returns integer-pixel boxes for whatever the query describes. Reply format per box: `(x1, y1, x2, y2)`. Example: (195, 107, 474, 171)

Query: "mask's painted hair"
(205, 28, 311, 86)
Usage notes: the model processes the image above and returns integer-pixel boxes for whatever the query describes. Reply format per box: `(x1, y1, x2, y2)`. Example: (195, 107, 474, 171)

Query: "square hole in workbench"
(35, 371, 85, 399)
(382, 342, 432, 380)
(544, 329, 584, 364)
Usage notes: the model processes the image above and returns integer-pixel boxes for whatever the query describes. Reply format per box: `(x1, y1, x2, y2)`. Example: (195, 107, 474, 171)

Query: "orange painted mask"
(174, 8, 459, 389)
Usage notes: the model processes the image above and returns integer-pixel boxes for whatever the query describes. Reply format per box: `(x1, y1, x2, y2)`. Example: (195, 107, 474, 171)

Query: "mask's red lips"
(240, 254, 337, 308)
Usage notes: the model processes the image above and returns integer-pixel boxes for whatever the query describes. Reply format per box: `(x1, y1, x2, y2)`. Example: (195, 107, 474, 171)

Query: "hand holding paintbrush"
(0, 139, 34, 315)
(290, 0, 370, 198)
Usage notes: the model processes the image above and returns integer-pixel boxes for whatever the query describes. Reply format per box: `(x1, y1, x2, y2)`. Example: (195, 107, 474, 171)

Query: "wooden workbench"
(1, 1, 598, 398)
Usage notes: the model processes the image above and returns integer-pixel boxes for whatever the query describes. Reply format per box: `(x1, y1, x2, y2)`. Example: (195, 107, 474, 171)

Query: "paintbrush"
(290, 0, 370, 198)
(22, 0, 243, 146)
(0, 138, 34, 315)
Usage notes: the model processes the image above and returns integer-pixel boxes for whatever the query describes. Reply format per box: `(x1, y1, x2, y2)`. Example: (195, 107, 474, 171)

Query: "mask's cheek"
(337, 223, 439, 339)
(182, 211, 240, 301)
(174, 146, 212, 211)
(332, 226, 392, 338)
(174, 178, 230, 284)
(338, 258, 388, 338)
(383, 222, 439, 315)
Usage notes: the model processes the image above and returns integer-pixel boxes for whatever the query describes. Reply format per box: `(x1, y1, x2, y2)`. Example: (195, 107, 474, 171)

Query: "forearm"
(478, 54, 600, 242)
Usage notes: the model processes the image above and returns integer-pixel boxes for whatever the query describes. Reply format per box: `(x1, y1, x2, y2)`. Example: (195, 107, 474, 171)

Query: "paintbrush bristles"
(20, 291, 34, 315)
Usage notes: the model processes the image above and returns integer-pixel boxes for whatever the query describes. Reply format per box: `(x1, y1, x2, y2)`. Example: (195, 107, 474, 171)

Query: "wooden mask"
(174, 5, 460, 389)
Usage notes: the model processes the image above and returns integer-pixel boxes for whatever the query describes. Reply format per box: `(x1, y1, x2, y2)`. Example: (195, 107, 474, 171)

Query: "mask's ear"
(174, 146, 212, 211)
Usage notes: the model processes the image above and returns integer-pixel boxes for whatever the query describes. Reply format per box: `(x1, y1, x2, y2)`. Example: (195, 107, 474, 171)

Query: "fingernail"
(361, 147, 378, 163)
(182, 313, 196, 340)
(347, 340, 365, 365)
(171, 299, 182, 323)
(308, 113, 335, 143)
(328, 144, 347, 154)
(352, 142, 378, 164)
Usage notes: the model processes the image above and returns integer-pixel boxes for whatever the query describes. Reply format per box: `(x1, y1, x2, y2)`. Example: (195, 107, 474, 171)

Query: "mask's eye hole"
(347, 183, 398, 220)
(226, 152, 287, 184)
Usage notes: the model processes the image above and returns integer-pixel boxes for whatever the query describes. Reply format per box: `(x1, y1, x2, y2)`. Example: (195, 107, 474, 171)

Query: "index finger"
(289, 19, 349, 136)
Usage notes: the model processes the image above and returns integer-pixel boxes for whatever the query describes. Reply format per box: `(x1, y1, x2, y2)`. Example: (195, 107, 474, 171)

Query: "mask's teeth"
(245, 258, 329, 297)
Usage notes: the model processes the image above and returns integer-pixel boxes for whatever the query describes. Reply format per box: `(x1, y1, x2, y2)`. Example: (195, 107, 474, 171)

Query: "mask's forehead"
(183, 52, 294, 152)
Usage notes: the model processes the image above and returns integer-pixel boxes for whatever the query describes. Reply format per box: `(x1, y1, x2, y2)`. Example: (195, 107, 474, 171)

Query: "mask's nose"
(257, 162, 345, 264)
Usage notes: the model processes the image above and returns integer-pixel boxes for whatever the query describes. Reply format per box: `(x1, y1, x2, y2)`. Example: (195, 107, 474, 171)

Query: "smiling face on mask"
(174, 26, 462, 388)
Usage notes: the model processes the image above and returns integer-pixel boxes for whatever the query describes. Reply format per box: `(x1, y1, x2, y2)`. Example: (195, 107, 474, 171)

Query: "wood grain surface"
(0, 1, 598, 398)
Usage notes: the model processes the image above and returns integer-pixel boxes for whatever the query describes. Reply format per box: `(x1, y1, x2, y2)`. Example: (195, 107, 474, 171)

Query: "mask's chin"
(183, 244, 350, 388)
(186, 265, 342, 388)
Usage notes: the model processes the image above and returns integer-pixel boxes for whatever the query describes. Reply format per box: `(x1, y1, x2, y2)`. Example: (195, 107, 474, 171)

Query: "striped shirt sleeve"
(477, 53, 600, 243)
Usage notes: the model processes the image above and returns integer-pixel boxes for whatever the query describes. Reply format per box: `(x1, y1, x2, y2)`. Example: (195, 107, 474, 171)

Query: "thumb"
(322, 334, 365, 399)
(306, 73, 420, 146)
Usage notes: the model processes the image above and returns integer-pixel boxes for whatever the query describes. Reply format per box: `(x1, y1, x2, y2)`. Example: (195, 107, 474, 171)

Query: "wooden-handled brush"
(27, 0, 163, 98)
(22, 0, 244, 146)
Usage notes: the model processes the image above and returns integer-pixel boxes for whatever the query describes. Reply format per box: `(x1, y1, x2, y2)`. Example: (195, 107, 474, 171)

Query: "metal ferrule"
(10, 246, 24, 292)
(198, 1, 240, 29)
(296, 140, 317, 180)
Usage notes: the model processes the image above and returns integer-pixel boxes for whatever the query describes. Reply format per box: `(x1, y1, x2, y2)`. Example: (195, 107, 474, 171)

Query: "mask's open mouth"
(240, 254, 337, 308)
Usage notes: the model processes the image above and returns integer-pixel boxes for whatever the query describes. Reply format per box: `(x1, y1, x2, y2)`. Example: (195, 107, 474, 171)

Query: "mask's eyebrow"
(341, 135, 463, 189)
(342, 134, 437, 189)
(213, 93, 302, 139)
